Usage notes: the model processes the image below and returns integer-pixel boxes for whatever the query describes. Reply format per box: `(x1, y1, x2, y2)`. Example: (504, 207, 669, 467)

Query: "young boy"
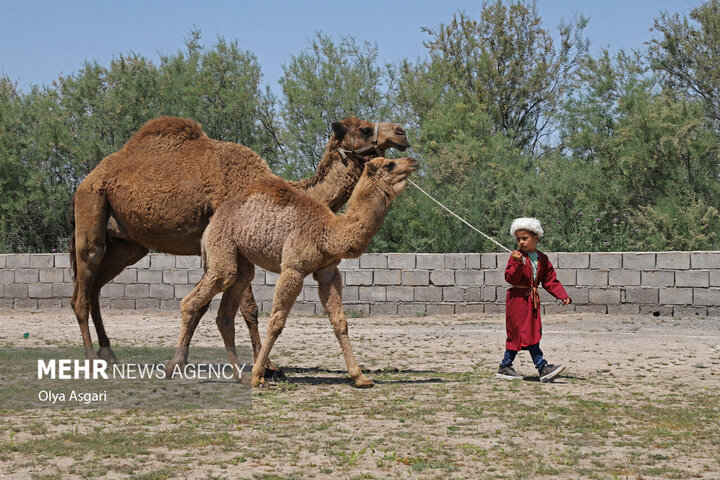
(496, 217, 572, 383)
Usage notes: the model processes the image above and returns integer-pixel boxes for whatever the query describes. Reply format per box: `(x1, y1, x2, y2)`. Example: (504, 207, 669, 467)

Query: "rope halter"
(336, 122, 381, 160)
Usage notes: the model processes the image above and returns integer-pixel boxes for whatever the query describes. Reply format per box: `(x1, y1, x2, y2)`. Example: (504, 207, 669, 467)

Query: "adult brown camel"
(174, 157, 419, 387)
(69, 116, 409, 373)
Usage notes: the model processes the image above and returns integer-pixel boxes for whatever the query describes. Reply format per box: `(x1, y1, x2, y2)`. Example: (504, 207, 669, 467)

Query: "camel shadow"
(273, 366, 445, 386)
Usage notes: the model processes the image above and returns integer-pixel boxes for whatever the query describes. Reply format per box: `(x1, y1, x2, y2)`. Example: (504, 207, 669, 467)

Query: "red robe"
(504, 250, 568, 350)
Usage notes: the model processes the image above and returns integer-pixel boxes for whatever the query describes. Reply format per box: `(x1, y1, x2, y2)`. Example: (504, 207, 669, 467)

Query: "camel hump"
(246, 178, 304, 207)
(128, 117, 205, 145)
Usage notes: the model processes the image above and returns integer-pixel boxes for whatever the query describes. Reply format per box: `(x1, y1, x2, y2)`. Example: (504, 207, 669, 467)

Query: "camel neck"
(292, 147, 362, 213)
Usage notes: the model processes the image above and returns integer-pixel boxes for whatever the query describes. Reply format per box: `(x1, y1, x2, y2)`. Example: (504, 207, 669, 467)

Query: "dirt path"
(1, 309, 719, 479)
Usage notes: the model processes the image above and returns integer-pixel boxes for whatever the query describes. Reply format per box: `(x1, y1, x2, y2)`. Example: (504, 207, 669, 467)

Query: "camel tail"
(200, 227, 209, 273)
(69, 195, 77, 280)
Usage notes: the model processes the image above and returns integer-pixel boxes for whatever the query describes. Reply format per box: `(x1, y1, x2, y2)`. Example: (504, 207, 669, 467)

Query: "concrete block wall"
(1, 252, 719, 317)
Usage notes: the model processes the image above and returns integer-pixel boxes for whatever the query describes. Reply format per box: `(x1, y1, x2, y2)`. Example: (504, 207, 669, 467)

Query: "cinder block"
(342, 286, 359, 302)
(693, 289, 720, 306)
(426, 304, 455, 315)
(125, 284, 150, 298)
(545, 252, 559, 266)
(444, 254, 465, 269)
(576, 304, 607, 314)
(624, 287, 659, 304)
(359, 286, 386, 302)
(291, 302, 316, 315)
(430, 270, 454, 286)
(482, 286, 497, 302)
(398, 303, 425, 316)
(443, 287, 466, 302)
(691, 252, 720, 269)
(609, 270, 640, 286)
(175, 256, 201, 269)
(345, 303, 369, 315)
(577, 270, 608, 286)
(711, 271, 720, 287)
(174, 284, 193, 299)
(707, 307, 720, 317)
(15, 298, 38, 309)
(136, 298, 161, 310)
(465, 287, 482, 302)
(15, 269, 39, 284)
(544, 303, 575, 314)
(589, 288, 621, 304)
(481, 253, 498, 269)
(30, 254, 54, 268)
(590, 253, 622, 269)
(387, 253, 415, 270)
(558, 253, 589, 269)
(265, 272, 280, 285)
(39, 269, 64, 283)
(188, 269, 204, 284)
(161, 299, 182, 311)
(656, 252, 690, 270)
(137, 269, 163, 284)
(416, 254, 444, 270)
(360, 254, 387, 269)
(54, 253, 70, 268)
(640, 305, 673, 316)
(113, 269, 137, 284)
(455, 270, 483, 286)
(370, 303, 398, 315)
(484, 303, 505, 314)
(402, 270, 429, 286)
(623, 253, 655, 269)
(6, 254, 30, 268)
(607, 304, 640, 315)
(673, 306, 707, 317)
(0, 255, 6, 269)
(345, 270, 373, 286)
(28, 284, 52, 298)
(555, 269, 576, 286)
(483, 270, 506, 286)
(466, 254, 482, 269)
(373, 270, 401, 285)
(303, 286, 318, 302)
(150, 254, 176, 269)
(111, 299, 135, 310)
(386, 286, 414, 302)
(455, 303, 484, 314)
(253, 285, 276, 301)
(564, 287, 588, 304)
(63, 269, 74, 283)
(414, 286, 442, 302)
(675, 271, 709, 287)
(52, 283, 73, 298)
(659, 288, 693, 305)
(163, 269, 188, 284)
(131, 256, 150, 269)
(100, 284, 125, 299)
(641, 271, 674, 287)
(149, 284, 174, 299)
(0, 270, 14, 284)
(39, 298, 62, 309)
(339, 258, 359, 269)
(251, 270, 265, 285)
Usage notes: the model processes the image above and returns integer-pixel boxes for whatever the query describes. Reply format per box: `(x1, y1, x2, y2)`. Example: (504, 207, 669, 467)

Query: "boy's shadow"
(521, 373, 585, 383)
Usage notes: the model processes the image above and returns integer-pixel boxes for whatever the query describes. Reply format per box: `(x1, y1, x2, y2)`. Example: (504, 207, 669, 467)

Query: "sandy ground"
(1, 308, 719, 479)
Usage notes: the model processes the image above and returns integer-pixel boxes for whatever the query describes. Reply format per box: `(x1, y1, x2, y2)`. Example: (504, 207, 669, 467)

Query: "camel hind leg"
(70, 188, 109, 360)
(166, 237, 238, 378)
(90, 238, 149, 363)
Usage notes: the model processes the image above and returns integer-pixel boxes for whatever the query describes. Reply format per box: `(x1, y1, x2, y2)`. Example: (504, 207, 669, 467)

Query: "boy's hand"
(562, 297, 572, 305)
(511, 250, 523, 262)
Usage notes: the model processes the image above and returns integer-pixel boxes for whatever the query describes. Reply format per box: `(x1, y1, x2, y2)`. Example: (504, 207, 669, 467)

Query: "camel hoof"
(85, 348, 100, 361)
(97, 347, 118, 364)
(251, 376, 266, 388)
(353, 376, 374, 388)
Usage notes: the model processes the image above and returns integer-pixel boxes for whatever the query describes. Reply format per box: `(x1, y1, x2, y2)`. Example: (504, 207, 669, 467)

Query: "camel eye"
(360, 127, 373, 136)
(384, 161, 395, 171)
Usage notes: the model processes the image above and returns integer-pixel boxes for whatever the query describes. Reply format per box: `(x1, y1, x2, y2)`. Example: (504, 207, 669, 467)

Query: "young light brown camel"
(173, 156, 419, 387)
(69, 116, 409, 374)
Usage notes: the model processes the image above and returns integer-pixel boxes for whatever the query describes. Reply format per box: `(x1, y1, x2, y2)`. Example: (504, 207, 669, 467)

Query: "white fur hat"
(510, 217, 543, 238)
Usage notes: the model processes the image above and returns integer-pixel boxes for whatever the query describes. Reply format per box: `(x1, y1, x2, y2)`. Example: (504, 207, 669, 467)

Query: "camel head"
(331, 117, 410, 165)
(362, 157, 420, 198)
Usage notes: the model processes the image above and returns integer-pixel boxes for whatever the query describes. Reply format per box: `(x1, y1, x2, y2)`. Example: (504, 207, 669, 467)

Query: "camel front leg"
(251, 268, 304, 387)
(239, 284, 283, 378)
(316, 267, 373, 388)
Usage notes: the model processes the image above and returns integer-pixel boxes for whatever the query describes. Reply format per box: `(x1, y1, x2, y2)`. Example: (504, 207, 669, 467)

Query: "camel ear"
(365, 161, 379, 176)
(331, 121, 347, 139)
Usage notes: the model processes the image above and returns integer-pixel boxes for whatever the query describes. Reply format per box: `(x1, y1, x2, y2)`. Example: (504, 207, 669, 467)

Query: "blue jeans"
(500, 343, 547, 371)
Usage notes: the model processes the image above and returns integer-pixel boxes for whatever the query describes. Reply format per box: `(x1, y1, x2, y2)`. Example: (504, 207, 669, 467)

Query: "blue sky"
(0, 0, 701, 94)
